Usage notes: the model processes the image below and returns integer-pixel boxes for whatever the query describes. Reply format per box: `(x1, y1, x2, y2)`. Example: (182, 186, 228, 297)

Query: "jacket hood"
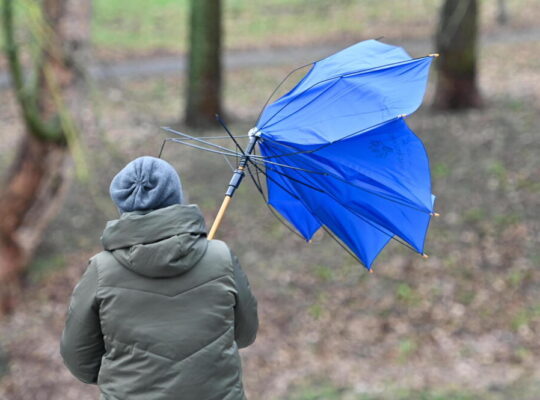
(101, 204, 208, 278)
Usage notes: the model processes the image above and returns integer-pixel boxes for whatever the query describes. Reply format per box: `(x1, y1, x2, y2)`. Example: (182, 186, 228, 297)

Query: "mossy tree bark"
(434, 0, 482, 109)
(185, 0, 223, 128)
(0, 0, 88, 314)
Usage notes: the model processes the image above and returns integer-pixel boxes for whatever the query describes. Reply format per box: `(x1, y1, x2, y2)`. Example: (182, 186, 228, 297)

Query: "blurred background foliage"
(0, 0, 539, 399)
(89, 0, 538, 56)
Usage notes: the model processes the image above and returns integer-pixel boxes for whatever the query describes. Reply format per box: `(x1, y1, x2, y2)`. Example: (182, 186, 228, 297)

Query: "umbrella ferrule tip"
(429, 53, 440, 58)
(248, 127, 262, 137)
(422, 253, 429, 259)
(431, 212, 440, 217)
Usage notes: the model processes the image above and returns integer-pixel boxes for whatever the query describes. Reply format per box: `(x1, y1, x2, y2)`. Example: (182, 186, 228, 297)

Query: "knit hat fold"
(110, 156, 183, 213)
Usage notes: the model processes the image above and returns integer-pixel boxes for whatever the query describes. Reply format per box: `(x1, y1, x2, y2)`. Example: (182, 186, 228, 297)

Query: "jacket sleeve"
(60, 260, 105, 384)
(231, 250, 259, 348)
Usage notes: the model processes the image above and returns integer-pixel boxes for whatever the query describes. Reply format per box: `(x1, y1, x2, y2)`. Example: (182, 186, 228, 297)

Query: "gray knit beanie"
(109, 156, 183, 213)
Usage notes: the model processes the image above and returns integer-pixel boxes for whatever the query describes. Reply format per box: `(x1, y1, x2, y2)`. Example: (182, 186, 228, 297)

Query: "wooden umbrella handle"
(208, 195, 232, 240)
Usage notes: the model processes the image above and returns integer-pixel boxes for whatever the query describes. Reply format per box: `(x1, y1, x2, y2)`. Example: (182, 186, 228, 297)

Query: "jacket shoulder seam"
(90, 251, 110, 292)
(87, 254, 103, 307)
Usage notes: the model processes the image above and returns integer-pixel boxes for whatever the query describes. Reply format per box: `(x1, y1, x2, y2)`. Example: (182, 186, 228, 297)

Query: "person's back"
(60, 157, 258, 400)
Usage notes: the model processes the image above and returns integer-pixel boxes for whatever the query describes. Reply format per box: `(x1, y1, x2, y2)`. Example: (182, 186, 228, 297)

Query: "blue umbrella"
(163, 39, 438, 270)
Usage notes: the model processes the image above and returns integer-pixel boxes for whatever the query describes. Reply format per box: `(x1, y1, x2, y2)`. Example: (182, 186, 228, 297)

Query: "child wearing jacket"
(60, 156, 258, 400)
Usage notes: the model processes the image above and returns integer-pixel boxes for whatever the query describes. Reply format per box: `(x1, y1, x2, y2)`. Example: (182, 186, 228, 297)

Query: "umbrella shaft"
(225, 166, 245, 197)
(225, 135, 258, 196)
(208, 135, 259, 239)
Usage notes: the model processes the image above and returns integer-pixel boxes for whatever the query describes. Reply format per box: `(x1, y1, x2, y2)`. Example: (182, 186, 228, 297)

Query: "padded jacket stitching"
(105, 326, 234, 363)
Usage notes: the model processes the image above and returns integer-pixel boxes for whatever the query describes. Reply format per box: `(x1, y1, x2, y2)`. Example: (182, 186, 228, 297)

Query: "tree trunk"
(0, 0, 88, 314)
(185, 0, 223, 128)
(0, 136, 71, 313)
(433, 0, 482, 110)
(497, 0, 508, 25)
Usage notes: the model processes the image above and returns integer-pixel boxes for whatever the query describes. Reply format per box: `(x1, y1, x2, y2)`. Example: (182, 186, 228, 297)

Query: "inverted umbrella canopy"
(254, 40, 436, 269)
(162, 39, 437, 270)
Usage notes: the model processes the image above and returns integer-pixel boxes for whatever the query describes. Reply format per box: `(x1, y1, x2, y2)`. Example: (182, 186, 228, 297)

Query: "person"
(60, 156, 258, 400)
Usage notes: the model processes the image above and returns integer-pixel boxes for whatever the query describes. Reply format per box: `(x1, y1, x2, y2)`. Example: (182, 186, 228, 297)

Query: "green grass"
(5, 0, 540, 58)
(92, 0, 186, 54)
(286, 382, 481, 400)
(27, 254, 66, 283)
(287, 381, 540, 400)
(92, 0, 440, 55)
(511, 305, 540, 331)
(89, 0, 540, 56)
(0, 344, 9, 380)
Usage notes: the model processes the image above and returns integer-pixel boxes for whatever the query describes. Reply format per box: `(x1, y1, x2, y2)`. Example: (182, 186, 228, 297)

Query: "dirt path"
(1, 27, 540, 89)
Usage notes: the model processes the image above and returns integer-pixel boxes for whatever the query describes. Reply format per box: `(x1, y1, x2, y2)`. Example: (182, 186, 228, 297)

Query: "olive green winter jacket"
(60, 204, 258, 400)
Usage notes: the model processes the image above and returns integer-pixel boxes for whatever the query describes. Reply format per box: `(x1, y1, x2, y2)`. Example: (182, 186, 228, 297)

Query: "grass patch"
(397, 337, 418, 362)
(511, 305, 540, 331)
(4, 0, 540, 59)
(89, 0, 540, 57)
(287, 382, 480, 400)
(396, 283, 420, 306)
(288, 382, 346, 400)
(432, 162, 450, 178)
(4, 0, 540, 60)
(92, 0, 440, 55)
(27, 254, 66, 283)
(0, 344, 9, 380)
(462, 207, 486, 224)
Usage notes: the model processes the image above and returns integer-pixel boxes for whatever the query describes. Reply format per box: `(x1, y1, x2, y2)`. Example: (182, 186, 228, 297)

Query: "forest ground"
(1, 4, 540, 400)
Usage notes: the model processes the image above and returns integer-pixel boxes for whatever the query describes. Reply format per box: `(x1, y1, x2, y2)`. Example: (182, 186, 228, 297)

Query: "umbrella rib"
(249, 156, 364, 264)
(245, 162, 306, 240)
(249, 158, 420, 257)
(249, 155, 328, 175)
(260, 146, 425, 254)
(241, 116, 402, 164)
(158, 138, 168, 158)
(259, 137, 432, 215)
(260, 130, 433, 212)
(255, 36, 397, 126)
(265, 146, 424, 254)
(165, 138, 243, 158)
(321, 225, 363, 265)
(161, 127, 242, 155)
(262, 79, 384, 132)
(215, 114, 250, 158)
(174, 134, 249, 140)
(248, 159, 328, 240)
(222, 153, 236, 172)
(251, 146, 266, 199)
(256, 62, 316, 124)
(249, 159, 315, 202)
(258, 56, 432, 130)
(259, 162, 329, 194)
(212, 117, 294, 228)
(256, 115, 402, 161)
(256, 145, 423, 254)
(215, 114, 260, 175)
(260, 77, 342, 130)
